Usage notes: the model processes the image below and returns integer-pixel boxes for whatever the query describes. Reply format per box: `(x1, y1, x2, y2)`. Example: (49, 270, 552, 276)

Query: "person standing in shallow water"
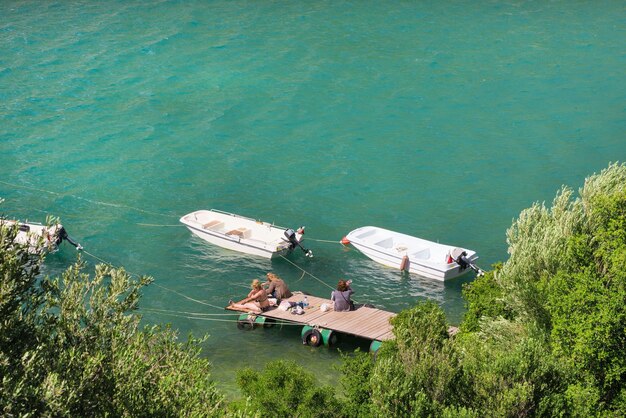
(331, 279, 354, 311)
(263, 272, 292, 301)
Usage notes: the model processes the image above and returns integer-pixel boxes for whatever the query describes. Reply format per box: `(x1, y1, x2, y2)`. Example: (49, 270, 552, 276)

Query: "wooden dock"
(226, 291, 396, 349)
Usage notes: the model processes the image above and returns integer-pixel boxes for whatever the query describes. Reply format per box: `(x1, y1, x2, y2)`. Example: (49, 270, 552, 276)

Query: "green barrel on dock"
(237, 313, 268, 330)
(369, 340, 382, 353)
(301, 326, 337, 347)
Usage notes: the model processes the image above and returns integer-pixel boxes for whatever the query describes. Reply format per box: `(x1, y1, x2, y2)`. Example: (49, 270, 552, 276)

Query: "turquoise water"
(1, 1, 624, 395)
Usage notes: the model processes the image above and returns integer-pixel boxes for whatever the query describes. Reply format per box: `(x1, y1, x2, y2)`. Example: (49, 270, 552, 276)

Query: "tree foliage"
(457, 321, 567, 417)
(336, 302, 468, 417)
(461, 162, 626, 415)
(461, 263, 513, 332)
(338, 349, 375, 417)
(0, 223, 224, 417)
(340, 163, 626, 417)
(234, 359, 341, 418)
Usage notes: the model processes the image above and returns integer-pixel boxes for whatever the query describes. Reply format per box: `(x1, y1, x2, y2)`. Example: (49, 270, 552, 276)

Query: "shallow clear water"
(1, 0, 624, 395)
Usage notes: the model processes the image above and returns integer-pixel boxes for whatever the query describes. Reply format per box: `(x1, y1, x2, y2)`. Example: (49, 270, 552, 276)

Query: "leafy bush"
(338, 349, 375, 417)
(360, 163, 626, 417)
(544, 189, 626, 407)
(0, 224, 224, 417)
(461, 264, 513, 332)
(235, 359, 341, 418)
(461, 162, 626, 414)
(368, 301, 465, 416)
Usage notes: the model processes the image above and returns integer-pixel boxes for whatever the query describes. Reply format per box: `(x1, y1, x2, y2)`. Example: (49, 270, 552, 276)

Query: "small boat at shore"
(345, 226, 483, 281)
(1, 219, 82, 254)
(180, 209, 313, 259)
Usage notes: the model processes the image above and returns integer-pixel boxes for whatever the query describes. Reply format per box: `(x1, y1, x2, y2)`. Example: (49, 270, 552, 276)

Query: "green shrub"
(0, 224, 224, 417)
(235, 359, 341, 418)
(461, 264, 513, 332)
(338, 349, 375, 417)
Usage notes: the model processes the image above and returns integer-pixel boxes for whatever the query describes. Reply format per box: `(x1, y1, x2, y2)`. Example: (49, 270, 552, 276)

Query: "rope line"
(153, 283, 225, 310)
(140, 312, 246, 324)
(79, 247, 355, 321)
(0, 180, 62, 197)
(142, 307, 241, 317)
(279, 255, 361, 303)
(293, 270, 306, 284)
(306, 238, 341, 244)
(72, 196, 173, 218)
(137, 223, 183, 227)
(278, 255, 335, 291)
(81, 249, 115, 267)
(141, 309, 305, 326)
(80, 249, 227, 311)
(232, 282, 252, 289)
(0, 179, 176, 218)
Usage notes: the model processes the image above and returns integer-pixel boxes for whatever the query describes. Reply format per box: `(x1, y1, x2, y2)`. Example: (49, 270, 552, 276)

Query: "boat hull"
(184, 224, 289, 259)
(1, 220, 63, 254)
(180, 209, 303, 259)
(346, 226, 479, 281)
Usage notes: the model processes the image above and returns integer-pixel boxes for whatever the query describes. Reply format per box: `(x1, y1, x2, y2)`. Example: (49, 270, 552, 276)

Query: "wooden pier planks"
(226, 292, 396, 341)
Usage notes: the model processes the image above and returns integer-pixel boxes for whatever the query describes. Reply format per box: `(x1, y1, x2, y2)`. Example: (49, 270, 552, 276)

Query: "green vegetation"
(233, 359, 340, 417)
(2, 163, 624, 416)
(325, 162, 626, 417)
(0, 225, 224, 417)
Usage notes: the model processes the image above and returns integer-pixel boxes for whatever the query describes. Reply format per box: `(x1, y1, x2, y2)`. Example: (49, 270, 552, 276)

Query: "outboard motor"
(451, 247, 483, 276)
(284, 227, 313, 257)
(57, 226, 83, 251)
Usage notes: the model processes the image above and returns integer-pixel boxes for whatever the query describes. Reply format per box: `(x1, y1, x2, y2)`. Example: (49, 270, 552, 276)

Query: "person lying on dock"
(264, 272, 292, 301)
(229, 279, 270, 314)
(331, 279, 354, 312)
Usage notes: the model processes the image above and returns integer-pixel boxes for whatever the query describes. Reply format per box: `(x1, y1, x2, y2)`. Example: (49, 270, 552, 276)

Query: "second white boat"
(180, 209, 313, 259)
(345, 226, 482, 281)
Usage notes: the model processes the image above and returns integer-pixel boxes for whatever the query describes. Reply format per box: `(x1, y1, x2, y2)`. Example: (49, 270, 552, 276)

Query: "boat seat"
(203, 220, 224, 230)
(412, 248, 430, 260)
(375, 238, 394, 249)
(226, 227, 251, 239)
(356, 229, 377, 239)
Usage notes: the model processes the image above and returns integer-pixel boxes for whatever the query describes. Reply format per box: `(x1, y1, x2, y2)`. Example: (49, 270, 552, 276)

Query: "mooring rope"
(232, 282, 252, 289)
(292, 270, 306, 284)
(0, 179, 176, 219)
(137, 223, 184, 227)
(77, 249, 308, 322)
(81, 249, 115, 267)
(279, 255, 361, 304)
(140, 312, 245, 324)
(141, 308, 305, 326)
(306, 238, 342, 244)
(79, 249, 227, 311)
(142, 307, 241, 317)
(153, 283, 226, 310)
(81, 245, 356, 322)
(278, 255, 335, 291)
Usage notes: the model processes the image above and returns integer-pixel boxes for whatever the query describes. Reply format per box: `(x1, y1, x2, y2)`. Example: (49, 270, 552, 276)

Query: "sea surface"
(1, 0, 624, 396)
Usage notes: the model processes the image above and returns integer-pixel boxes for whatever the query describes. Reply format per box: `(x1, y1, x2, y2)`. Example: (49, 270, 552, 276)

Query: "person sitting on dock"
(331, 279, 354, 312)
(229, 279, 270, 314)
(264, 272, 292, 301)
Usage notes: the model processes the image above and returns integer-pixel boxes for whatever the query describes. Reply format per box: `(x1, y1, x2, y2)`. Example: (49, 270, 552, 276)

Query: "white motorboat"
(180, 209, 313, 259)
(345, 226, 483, 281)
(0, 219, 82, 254)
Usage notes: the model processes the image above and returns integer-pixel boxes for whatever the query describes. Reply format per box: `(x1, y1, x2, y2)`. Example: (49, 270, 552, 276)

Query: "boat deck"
(226, 292, 396, 341)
